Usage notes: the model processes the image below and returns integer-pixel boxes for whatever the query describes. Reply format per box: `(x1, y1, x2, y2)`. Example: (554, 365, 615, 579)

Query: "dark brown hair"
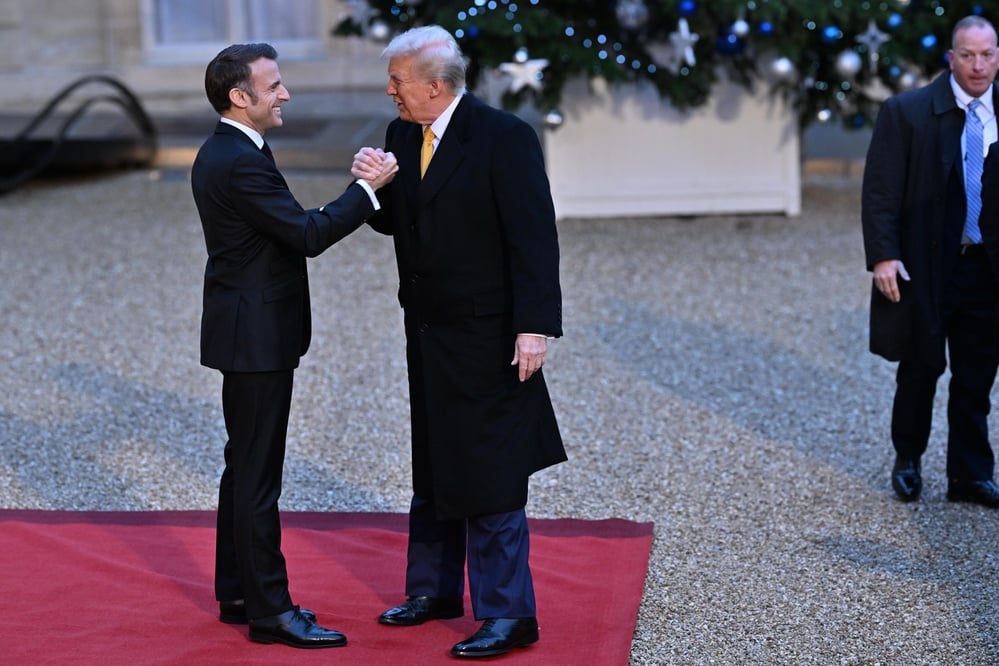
(204, 43, 278, 113)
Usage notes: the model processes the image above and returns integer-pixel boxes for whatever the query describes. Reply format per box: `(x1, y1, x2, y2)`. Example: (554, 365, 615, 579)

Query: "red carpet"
(0, 511, 652, 664)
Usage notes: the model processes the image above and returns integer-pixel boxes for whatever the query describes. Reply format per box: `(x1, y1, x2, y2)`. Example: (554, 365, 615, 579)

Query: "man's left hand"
(511, 334, 547, 382)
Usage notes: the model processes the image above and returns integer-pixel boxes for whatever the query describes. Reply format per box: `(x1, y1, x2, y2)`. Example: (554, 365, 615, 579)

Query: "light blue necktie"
(965, 99, 984, 245)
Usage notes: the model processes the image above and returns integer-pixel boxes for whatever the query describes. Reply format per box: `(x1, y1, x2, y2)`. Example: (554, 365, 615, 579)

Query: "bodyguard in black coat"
(191, 43, 397, 649)
(862, 15, 999, 508)
(352, 25, 565, 658)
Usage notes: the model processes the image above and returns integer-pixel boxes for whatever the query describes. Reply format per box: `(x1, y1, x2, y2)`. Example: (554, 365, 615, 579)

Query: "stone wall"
(0, 0, 386, 114)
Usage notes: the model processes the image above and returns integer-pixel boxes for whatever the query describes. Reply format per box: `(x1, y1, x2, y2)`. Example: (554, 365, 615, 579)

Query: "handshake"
(352, 147, 398, 190)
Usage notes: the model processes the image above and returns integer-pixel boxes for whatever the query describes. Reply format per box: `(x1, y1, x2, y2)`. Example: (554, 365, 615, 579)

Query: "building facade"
(0, 0, 385, 114)
(0, 0, 804, 217)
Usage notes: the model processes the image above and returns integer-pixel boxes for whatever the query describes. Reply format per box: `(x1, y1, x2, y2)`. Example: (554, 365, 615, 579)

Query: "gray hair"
(382, 25, 467, 94)
(952, 15, 997, 48)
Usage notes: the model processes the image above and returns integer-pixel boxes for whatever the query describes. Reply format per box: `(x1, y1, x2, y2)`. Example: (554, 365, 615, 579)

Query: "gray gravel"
(1, 169, 997, 665)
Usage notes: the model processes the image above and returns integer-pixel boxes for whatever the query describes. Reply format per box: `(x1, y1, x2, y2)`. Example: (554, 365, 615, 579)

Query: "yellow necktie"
(420, 126, 435, 178)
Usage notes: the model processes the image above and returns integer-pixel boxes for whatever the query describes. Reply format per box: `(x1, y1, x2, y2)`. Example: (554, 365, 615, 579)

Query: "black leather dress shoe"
(891, 456, 922, 501)
(947, 478, 999, 508)
(451, 617, 539, 658)
(378, 596, 463, 626)
(219, 600, 315, 625)
(248, 609, 346, 649)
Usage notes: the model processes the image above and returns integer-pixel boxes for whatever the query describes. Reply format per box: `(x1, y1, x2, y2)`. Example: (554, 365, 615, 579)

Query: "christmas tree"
(335, 0, 993, 129)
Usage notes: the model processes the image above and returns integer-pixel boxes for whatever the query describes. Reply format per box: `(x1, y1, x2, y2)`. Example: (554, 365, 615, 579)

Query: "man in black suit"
(352, 25, 566, 658)
(862, 15, 999, 508)
(191, 43, 397, 648)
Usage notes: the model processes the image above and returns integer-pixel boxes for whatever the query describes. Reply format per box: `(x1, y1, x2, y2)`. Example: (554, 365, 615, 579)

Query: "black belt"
(961, 243, 985, 255)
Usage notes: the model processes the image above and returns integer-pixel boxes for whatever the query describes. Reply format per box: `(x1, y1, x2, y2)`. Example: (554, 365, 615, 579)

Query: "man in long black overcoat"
(862, 15, 999, 508)
(353, 25, 566, 658)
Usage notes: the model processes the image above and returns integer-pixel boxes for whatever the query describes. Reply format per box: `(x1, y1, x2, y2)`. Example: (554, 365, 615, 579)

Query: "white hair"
(382, 25, 467, 94)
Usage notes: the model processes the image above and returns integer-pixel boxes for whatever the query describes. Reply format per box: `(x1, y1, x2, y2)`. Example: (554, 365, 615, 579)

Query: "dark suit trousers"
(214, 369, 295, 620)
(891, 248, 998, 480)
(405, 495, 537, 619)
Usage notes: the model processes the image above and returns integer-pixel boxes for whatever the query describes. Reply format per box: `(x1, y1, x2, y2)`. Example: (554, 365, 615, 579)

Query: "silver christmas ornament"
(543, 109, 564, 129)
(499, 52, 549, 93)
(855, 20, 890, 73)
(615, 0, 649, 30)
(369, 20, 390, 41)
(898, 71, 918, 90)
(344, 0, 377, 27)
(771, 56, 794, 80)
(731, 19, 750, 38)
(668, 18, 699, 68)
(835, 50, 863, 78)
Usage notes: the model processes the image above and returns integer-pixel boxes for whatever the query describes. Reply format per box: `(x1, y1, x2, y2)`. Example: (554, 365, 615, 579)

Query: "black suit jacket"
(369, 95, 566, 519)
(861, 73, 996, 367)
(192, 121, 375, 372)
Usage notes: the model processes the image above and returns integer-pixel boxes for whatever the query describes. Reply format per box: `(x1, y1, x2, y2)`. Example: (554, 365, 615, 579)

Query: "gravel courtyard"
(1, 168, 996, 665)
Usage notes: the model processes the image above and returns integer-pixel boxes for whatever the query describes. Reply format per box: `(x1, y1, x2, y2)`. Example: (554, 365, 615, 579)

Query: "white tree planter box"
(543, 78, 801, 219)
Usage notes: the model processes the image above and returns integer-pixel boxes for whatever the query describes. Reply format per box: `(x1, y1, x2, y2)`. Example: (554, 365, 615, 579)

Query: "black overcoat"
(979, 130, 999, 278)
(861, 73, 996, 368)
(369, 95, 567, 519)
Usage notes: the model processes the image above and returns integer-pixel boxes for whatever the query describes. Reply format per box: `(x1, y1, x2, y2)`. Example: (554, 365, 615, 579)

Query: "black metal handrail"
(0, 74, 157, 194)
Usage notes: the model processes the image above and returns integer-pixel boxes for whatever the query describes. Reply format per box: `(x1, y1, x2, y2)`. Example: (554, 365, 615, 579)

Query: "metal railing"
(0, 74, 157, 194)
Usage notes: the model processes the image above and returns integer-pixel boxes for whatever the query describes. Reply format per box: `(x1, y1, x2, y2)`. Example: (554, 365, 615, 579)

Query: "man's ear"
(229, 87, 249, 109)
(428, 79, 443, 98)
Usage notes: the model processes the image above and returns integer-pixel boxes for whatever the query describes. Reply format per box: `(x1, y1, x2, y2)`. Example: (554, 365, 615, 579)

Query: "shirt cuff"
(520, 333, 552, 339)
(354, 179, 381, 211)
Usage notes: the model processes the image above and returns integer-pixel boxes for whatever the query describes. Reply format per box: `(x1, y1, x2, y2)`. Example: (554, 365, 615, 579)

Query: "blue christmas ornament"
(921, 34, 937, 50)
(887, 13, 902, 29)
(715, 30, 744, 55)
(822, 26, 842, 43)
(850, 113, 866, 128)
(678, 0, 696, 16)
(973, 5, 984, 15)
(758, 21, 774, 36)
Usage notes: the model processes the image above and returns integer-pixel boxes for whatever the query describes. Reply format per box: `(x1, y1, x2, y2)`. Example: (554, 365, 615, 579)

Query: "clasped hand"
(353, 147, 399, 189)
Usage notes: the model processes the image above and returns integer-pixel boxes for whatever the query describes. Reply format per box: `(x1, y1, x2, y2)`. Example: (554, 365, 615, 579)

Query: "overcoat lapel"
(932, 74, 963, 182)
(398, 124, 422, 201)
(419, 96, 472, 208)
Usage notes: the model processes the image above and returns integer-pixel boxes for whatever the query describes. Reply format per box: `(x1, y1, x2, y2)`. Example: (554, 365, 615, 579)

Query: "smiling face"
(950, 24, 999, 98)
(236, 57, 289, 135)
